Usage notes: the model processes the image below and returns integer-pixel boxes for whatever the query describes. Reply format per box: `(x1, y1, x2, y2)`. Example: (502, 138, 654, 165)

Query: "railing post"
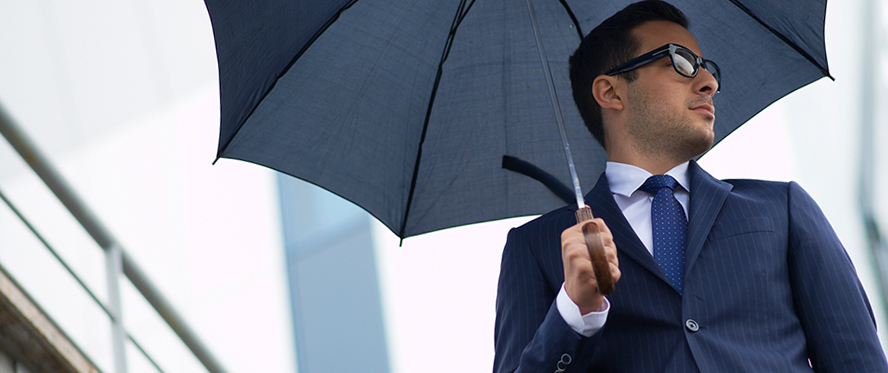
(106, 243, 128, 373)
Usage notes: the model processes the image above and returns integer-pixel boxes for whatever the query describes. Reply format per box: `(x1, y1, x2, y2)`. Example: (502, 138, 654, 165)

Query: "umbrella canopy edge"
(727, 0, 832, 79)
(213, 0, 362, 161)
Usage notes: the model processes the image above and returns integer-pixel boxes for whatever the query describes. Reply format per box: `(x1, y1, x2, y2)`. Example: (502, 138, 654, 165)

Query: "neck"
(607, 151, 686, 176)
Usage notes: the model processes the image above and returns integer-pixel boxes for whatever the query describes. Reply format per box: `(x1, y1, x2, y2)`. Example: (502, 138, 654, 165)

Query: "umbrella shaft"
(524, 0, 585, 210)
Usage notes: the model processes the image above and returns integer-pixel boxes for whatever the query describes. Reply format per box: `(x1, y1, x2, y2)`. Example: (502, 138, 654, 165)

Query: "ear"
(591, 75, 624, 112)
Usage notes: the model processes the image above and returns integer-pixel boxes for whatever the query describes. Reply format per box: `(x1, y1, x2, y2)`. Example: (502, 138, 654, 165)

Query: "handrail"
(0, 102, 226, 373)
(0, 186, 165, 372)
(0, 188, 113, 320)
(128, 333, 165, 372)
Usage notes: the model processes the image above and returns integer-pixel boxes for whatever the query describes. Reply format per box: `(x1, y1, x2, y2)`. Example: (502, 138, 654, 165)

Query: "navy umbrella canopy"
(204, 0, 829, 238)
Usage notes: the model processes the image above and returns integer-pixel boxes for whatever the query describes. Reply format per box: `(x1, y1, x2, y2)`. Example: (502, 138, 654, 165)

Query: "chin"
(682, 135, 714, 160)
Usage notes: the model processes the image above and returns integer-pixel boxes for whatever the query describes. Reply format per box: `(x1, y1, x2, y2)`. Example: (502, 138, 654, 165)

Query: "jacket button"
(685, 319, 700, 332)
(555, 353, 572, 372)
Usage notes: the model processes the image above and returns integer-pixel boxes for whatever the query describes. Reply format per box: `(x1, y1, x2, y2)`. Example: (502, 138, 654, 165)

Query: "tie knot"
(640, 174, 678, 194)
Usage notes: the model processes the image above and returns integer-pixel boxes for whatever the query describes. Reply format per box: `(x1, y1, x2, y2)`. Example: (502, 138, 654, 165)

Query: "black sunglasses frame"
(606, 43, 721, 92)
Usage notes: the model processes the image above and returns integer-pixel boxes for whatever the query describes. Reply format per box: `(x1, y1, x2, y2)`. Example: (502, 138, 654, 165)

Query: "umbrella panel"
(222, 0, 604, 237)
(404, 0, 602, 235)
(210, 0, 830, 238)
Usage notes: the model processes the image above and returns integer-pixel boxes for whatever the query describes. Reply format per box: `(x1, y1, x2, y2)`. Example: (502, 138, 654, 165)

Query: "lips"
(690, 103, 715, 118)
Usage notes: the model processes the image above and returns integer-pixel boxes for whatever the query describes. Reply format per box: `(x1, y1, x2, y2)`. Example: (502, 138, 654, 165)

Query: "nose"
(695, 68, 719, 97)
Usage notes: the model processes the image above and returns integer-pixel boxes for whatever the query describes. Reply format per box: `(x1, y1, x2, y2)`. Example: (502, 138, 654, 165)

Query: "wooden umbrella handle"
(575, 206, 615, 295)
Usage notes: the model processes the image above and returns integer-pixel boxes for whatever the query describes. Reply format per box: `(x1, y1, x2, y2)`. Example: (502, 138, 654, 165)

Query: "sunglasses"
(606, 43, 721, 92)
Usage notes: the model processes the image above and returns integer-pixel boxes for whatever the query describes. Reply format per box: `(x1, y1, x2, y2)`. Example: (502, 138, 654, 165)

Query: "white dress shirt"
(556, 161, 691, 336)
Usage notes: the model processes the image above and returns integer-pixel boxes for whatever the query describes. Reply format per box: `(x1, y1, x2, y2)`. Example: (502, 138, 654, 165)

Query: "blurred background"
(0, 0, 885, 372)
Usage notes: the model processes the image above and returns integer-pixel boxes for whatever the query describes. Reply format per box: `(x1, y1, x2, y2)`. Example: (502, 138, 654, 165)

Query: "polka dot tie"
(640, 175, 687, 294)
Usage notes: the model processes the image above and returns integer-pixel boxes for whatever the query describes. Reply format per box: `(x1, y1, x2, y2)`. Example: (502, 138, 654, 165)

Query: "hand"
(561, 218, 621, 314)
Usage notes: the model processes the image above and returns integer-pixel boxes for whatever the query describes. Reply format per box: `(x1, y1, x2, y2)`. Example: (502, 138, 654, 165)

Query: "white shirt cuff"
(555, 283, 609, 337)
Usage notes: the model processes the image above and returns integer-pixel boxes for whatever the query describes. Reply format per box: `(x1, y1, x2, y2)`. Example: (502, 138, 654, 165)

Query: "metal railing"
(0, 102, 227, 373)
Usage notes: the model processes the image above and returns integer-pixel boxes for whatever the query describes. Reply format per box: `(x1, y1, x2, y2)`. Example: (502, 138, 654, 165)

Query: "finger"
(589, 217, 612, 236)
(583, 219, 617, 265)
(561, 223, 588, 244)
(609, 262, 622, 283)
(582, 218, 614, 246)
(561, 235, 592, 262)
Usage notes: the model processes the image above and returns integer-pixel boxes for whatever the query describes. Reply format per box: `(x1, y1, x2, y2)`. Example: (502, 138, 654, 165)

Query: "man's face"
(621, 20, 719, 162)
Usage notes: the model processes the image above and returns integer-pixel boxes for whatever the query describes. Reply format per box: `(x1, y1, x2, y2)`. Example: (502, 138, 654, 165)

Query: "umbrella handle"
(575, 206, 616, 295)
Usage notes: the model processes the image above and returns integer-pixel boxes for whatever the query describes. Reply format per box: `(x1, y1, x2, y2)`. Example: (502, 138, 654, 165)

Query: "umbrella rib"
(216, 0, 361, 160)
(502, 155, 575, 205)
(557, 0, 583, 40)
(398, 0, 477, 239)
(727, 0, 833, 80)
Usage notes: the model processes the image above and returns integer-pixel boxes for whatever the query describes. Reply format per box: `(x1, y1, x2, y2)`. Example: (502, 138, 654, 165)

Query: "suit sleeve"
(786, 181, 888, 371)
(494, 227, 601, 373)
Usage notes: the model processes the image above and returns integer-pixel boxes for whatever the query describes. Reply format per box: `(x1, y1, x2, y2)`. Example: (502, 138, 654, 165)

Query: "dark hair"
(568, 1, 689, 149)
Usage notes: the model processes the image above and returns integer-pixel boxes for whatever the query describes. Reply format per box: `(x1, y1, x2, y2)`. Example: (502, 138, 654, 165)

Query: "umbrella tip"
(824, 69, 835, 82)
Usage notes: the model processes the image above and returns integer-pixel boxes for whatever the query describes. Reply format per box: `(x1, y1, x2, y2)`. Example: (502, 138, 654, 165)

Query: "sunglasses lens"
(672, 49, 696, 77)
(703, 61, 720, 83)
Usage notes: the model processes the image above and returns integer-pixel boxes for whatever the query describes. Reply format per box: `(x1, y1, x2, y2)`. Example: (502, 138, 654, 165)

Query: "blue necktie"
(640, 175, 687, 294)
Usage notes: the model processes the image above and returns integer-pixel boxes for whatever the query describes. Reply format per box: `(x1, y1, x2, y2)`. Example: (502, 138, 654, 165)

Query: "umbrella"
(203, 0, 829, 239)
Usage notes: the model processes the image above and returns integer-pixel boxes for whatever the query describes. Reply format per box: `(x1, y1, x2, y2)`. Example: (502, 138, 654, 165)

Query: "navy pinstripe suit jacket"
(494, 161, 888, 372)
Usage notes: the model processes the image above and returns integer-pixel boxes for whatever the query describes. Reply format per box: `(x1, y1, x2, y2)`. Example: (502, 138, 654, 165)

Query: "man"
(493, 1, 888, 372)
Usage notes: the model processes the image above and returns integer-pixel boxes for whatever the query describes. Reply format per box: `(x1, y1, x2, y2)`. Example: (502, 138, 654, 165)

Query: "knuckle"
(565, 249, 585, 261)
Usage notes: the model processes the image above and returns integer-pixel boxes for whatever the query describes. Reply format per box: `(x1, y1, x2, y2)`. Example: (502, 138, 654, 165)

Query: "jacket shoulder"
(720, 178, 794, 200)
(721, 178, 788, 189)
(512, 204, 577, 236)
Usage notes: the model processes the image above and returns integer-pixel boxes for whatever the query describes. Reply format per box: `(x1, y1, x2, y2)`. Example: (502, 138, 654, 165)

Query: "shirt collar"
(605, 161, 691, 197)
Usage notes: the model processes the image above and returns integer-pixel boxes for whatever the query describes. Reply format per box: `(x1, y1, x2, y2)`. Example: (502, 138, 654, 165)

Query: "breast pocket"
(708, 217, 775, 240)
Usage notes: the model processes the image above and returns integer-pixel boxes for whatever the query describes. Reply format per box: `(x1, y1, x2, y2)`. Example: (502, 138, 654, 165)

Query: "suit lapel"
(685, 161, 733, 275)
(584, 173, 671, 286)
